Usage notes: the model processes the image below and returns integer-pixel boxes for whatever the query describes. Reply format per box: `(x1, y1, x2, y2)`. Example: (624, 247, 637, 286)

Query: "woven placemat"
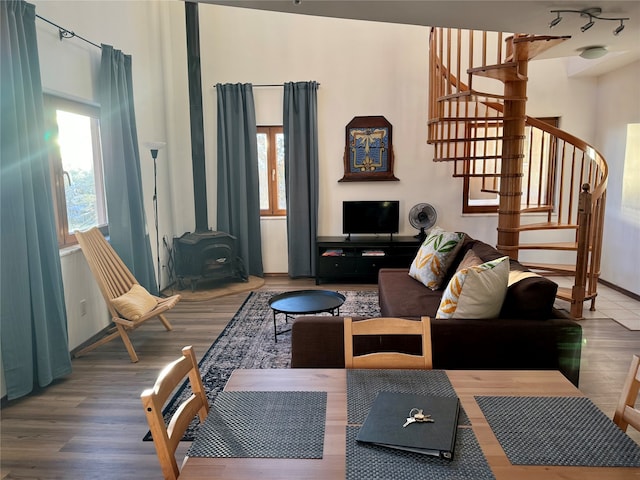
(346, 426, 495, 480)
(476, 396, 640, 467)
(187, 391, 326, 458)
(347, 369, 469, 425)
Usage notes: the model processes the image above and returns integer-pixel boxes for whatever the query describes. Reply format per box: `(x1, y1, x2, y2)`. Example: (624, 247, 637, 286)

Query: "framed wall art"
(339, 115, 399, 182)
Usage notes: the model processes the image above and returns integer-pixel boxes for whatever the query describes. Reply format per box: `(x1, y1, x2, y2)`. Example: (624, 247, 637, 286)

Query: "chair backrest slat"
(344, 317, 432, 370)
(76, 228, 137, 302)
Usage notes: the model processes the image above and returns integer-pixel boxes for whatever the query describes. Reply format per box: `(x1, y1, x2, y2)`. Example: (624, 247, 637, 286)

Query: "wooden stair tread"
(518, 222, 579, 232)
(520, 205, 553, 213)
(468, 62, 526, 82)
(517, 242, 578, 250)
(508, 35, 571, 61)
(556, 286, 597, 303)
(437, 90, 526, 102)
(523, 262, 576, 274)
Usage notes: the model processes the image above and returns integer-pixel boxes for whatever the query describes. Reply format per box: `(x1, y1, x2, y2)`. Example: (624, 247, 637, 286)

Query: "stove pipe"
(185, 2, 208, 232)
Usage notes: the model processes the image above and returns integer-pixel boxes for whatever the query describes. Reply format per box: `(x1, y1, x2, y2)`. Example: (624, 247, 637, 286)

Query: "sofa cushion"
(379, 268, 442, 318)
(453, 239, 559, 320)
(501, 273, 558, 320)
(454, 249, 483, 273)
(408, 227, 465, 290)
(436, 255, 509, 319)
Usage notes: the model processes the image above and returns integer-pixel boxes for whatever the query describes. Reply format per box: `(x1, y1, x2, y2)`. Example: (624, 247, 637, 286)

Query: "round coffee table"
(268, 290, 346, 342)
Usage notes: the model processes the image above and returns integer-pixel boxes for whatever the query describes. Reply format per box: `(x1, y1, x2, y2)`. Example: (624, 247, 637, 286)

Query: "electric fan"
(408, 203, 437, 242)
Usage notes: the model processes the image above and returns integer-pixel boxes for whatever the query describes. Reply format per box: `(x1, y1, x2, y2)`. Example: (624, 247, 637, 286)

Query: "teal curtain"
(0, 0, 72, 400)
(216, 83, 263, 277)
(98, 45, 157, 294)
(283, 81, 319, 277)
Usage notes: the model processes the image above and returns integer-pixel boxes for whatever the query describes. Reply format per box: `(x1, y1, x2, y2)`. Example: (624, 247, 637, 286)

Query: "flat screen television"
(343, 200, 400, 238)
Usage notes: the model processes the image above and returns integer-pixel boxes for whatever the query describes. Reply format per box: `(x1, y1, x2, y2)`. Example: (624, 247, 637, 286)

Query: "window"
(622, 123, 640, 224)
(257, 126, 286, 216)
(462, 117, 559, 214)
(44, 95, 107, 247)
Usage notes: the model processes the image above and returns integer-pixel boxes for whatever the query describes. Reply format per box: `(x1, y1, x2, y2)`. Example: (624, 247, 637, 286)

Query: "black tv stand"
(345, 233, 395, 242)
(316, 236, 420, 284)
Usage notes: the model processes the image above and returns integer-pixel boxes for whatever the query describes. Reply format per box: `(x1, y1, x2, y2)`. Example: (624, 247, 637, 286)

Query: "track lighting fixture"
(549, 7, 629, 36)
(549, 12, 562, 28)
(580, 16, 595, 32)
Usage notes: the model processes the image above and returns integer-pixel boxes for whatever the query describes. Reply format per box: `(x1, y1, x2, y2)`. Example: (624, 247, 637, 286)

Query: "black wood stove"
(173, 231, 246, 291)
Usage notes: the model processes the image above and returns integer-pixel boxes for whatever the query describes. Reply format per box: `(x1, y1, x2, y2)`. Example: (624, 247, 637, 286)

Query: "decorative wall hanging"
(339, 115, 399, 182)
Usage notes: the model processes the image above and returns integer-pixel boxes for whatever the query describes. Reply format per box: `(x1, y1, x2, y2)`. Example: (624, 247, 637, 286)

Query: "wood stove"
(174, 231, 246, 291)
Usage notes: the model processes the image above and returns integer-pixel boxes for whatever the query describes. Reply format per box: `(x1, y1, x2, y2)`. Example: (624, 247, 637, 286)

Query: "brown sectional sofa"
(291, 234, 583, 386)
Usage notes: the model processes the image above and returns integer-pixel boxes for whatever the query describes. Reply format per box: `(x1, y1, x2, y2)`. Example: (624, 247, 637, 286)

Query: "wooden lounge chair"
(75, 227, 180, 362)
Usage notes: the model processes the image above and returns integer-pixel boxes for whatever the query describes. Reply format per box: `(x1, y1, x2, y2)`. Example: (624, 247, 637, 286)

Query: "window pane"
(276, 133, 286, 210)
(56, 110, 101, 233)
(622, 123, 640, 222)
(257, 133, 269, 210)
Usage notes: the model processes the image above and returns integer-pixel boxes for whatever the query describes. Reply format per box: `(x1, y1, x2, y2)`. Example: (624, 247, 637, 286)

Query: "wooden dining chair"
(343, 316, 432, 369)
(141, 346, 210, 480)
(75, 227, 181, 362)
(613, 354, 640, 433)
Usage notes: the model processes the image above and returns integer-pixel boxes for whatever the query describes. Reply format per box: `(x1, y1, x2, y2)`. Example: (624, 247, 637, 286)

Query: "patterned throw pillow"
(436, 256, 509, 319)
(409, 227, 465, 290)
(111, 284, 158, 321)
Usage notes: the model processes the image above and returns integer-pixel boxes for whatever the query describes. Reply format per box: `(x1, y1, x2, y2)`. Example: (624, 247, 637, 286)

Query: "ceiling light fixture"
(580, 16, 595, 32)
(579, 46, 608, 59)
(549, 7, 629, 36)
(549, 12, 563, 28)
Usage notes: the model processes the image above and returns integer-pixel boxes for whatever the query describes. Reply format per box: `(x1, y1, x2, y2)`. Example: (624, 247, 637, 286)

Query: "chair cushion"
(111, 284, 158, 321)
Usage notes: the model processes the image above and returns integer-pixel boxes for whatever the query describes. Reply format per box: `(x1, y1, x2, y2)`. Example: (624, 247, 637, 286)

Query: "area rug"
(145, 289, 380, 441)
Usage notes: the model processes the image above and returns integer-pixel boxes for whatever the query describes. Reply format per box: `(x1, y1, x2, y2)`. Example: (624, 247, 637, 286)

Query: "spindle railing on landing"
(427, 27, 608, 319)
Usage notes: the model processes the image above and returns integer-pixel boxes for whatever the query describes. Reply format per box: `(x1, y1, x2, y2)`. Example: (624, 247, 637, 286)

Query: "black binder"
(356, 391, 460, 459)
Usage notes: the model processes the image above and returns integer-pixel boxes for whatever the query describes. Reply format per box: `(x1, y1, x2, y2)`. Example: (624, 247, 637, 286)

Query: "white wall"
(198, 4, 496, 249)
(595, 61, 640, 296)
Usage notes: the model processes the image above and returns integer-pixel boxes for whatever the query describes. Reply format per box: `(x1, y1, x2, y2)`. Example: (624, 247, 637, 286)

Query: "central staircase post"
(497, 46, 528, 260)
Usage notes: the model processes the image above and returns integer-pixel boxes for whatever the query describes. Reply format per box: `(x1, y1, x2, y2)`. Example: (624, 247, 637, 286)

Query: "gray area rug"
(145, 289, 379, 441)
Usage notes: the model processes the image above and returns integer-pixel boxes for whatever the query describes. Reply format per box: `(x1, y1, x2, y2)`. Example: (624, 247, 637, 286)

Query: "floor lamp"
(145, 141, 166, 295)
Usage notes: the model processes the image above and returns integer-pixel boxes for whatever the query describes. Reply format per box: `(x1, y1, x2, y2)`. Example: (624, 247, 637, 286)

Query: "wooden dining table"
(179, 369, 640, 480)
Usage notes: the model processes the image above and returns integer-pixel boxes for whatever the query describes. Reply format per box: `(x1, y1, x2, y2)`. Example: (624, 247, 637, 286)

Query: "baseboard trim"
(599, 279, 640, 302)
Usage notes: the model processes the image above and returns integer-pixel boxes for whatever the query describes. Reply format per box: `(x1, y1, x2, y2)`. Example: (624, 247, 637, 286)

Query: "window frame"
(257, 125, 286, 217)
(44, 94, 108, 247)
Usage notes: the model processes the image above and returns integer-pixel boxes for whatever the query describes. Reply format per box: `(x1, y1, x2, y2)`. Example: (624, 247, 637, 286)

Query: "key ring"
(408, 408, 432, 422)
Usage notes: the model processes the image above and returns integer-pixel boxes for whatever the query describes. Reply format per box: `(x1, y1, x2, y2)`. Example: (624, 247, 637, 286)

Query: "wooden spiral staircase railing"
(428, 28, 608, 319)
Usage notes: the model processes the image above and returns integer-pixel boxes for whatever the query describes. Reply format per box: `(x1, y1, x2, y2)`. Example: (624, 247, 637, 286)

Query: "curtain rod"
(213, 83, 321, 88)
(35, 14, 102, 50)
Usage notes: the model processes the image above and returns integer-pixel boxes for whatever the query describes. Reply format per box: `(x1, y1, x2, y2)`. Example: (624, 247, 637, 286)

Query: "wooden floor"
(1, 277, 638, 480)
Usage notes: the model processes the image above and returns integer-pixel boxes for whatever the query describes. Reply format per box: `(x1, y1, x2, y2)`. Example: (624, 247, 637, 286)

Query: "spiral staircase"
(428, 28, 608, 319)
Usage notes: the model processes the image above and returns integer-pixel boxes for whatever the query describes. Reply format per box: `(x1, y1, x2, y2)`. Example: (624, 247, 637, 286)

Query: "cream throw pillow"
(436, 256, 509, 319)
(409, 227, 465, 290)
(111, 284, 158, 321)
(508, 269, 542, 286)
